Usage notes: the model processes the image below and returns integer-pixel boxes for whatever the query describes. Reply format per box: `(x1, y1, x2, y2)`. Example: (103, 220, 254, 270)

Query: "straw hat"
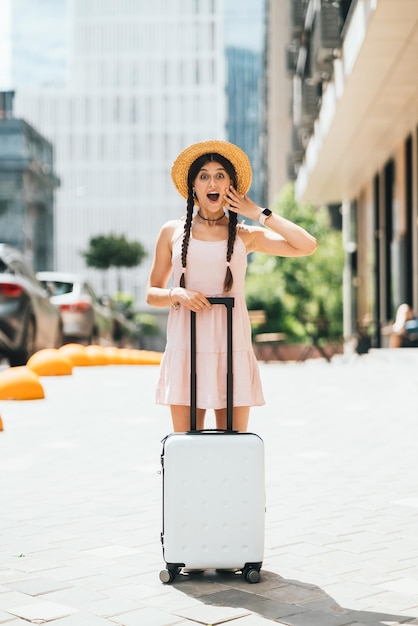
(171, 140, 252, 199)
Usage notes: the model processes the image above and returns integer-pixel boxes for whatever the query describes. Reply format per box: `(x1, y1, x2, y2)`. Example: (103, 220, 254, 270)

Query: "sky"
(0, 0, 12, 89)
(224, 0, 265, 52)
(12, 0, 67, 86)
(0, 0, 265, 90)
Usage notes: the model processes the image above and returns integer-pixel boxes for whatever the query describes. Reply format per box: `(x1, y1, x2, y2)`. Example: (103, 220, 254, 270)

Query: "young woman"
(146, 140, 317, 432)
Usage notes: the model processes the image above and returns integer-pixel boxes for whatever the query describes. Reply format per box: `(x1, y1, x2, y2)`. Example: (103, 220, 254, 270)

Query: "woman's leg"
(214, 406, 250, 432)
(170, 405, 206, 432)
(389, 332, 402, 348)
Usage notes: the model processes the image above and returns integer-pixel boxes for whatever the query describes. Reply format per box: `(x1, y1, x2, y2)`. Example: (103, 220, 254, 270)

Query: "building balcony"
(294, 0, 418, 204)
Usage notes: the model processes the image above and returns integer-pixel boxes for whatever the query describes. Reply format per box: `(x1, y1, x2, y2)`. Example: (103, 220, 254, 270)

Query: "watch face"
(262, 208, 272, 216)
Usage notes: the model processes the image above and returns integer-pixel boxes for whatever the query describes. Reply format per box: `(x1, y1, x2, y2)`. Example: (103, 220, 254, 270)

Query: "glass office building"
(10, 0, 227, 301)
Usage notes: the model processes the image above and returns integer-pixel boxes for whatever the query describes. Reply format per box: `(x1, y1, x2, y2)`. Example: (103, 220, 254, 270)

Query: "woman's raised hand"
(224, 185, 260, 222)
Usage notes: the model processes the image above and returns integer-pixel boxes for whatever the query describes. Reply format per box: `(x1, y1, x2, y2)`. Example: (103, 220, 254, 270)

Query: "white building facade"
(277, 0, 418, 350)
(13, 0, 227, 302)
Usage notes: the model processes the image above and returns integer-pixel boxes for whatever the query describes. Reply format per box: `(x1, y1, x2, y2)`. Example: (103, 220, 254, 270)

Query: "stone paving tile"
(321, 579, 418, 613)
(6, 577, 73, 597)
(0, 557, 63, 576)
(207, 591, 307, 621)
(141, 591, 207, 612)
(342, 609, 417, 625)
(40, 585, 109, 608)
(378, 578, 418, 595)
(0, 570, 37, 585)
(392, 567, 418, 581)
(65, 559, 140, 580)
(35, 564, 99, 582)
(84, 595, 147, 618)
(65, 573, 127, 591)
(320, 580, 390, 603)
(5, 600, 78, 622)
(335, 532, 403, 554)
(172, 576, 232, 597)
(0, 616, 32, 625)
(274, 611, 355, 626)
(107, 552, 162, 573)
(272, 542, 338, 558)
(0, 591, 37, 612)
(296, 595, 353, 616)
(362, 590, 418, 615)
(46, 613, 119, 625)
(227, 616, 284, 625)
(173, 603, 251, 624)
(234, 617, 289, 625)
(381, 538, 418, 558)
(268, 553, 360, 578)
(341, 570, 412, 587)
(254, 581, 327, 604)
(109, 606, 185, 625)
(82, 545, 142, 560)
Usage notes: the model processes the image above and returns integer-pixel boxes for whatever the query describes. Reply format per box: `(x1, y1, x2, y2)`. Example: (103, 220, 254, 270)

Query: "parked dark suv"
(0, 244, 63, 366)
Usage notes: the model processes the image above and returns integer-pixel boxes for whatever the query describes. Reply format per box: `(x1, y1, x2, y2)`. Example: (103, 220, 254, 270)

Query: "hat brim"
(171, 140, 252, 200)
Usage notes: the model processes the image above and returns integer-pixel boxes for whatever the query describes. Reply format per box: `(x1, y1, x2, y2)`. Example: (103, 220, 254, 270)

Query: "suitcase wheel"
(159, 565, 181, 584)
(159, 568, 175, 584)
(243, 565, 261, 584)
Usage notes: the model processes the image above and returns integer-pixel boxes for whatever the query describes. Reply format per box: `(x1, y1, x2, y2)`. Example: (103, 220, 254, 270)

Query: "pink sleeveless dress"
(156, 229, 265, 409)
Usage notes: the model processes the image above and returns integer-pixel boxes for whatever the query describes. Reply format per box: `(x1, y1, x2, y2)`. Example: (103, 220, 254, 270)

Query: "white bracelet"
(169, 288, 179, 310)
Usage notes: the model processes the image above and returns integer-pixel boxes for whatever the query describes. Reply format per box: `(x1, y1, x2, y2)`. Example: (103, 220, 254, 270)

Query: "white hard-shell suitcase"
(159, 297, 265, 584)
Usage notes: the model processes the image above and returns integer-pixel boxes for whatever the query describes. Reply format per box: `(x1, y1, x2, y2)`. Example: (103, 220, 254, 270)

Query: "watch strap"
(258, 208, 272, 225)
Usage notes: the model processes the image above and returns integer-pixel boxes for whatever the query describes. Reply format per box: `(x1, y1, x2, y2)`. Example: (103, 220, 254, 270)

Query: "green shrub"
(245, 184, 343, 342)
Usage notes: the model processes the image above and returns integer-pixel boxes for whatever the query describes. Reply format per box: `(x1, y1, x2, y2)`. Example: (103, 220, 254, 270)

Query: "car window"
(44, 281, 73, 296)
(0, 259, 9, 273)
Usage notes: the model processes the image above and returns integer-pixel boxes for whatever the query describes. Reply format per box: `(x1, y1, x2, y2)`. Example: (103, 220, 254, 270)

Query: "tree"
(245, 184, 344, 342)
(82, 234, 147, 292)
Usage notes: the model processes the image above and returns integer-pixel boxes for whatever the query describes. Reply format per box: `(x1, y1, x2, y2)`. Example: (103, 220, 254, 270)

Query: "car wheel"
(9, 317, 36, 366)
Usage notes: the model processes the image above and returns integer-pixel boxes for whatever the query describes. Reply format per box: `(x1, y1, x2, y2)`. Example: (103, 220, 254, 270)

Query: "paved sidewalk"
(0, 350, 418, 625)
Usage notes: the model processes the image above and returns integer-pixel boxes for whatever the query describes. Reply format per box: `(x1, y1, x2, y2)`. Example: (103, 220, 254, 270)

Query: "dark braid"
(182, 152, 239, 292)
(224, 210, 237, 292)
(179, 189, 195, 288)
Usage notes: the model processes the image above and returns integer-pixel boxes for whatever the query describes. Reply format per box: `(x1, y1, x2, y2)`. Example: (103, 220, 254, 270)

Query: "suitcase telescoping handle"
(190, 297, 235, 432)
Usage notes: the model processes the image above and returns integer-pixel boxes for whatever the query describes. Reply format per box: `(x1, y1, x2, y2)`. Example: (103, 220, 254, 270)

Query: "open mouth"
(207, 193, 220, 202)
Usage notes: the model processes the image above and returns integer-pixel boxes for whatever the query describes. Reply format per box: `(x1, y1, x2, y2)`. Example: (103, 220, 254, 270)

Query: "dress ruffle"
(156, 345, 265, 409)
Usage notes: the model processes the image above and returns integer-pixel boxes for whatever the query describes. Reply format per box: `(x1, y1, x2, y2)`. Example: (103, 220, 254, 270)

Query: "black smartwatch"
(258, 208, 272, 225)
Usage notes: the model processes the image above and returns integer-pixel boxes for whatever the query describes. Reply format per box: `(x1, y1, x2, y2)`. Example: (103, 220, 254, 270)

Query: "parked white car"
(37, 271, 114, 345)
